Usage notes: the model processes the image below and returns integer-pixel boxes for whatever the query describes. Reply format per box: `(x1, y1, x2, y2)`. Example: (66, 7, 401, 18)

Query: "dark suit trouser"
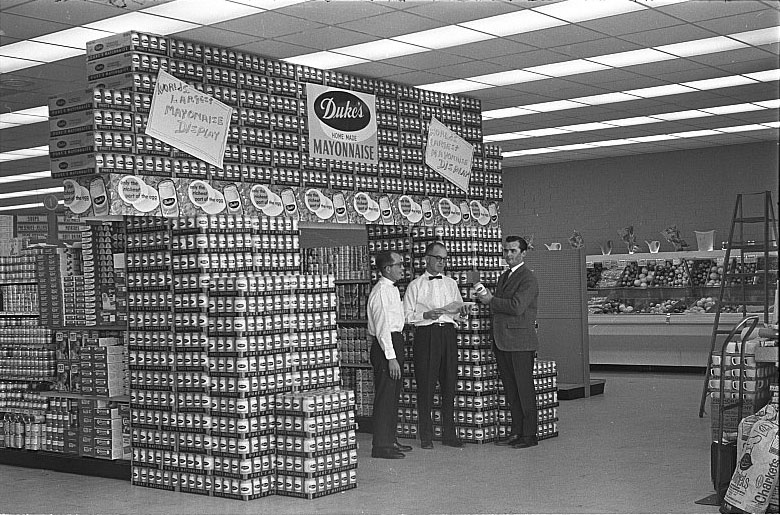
(371, 332, 404, 452)
(413, 324, 457, 442)
(494, 347, 537, 438)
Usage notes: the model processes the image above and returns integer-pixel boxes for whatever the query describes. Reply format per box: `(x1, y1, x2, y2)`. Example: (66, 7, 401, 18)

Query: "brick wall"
(500, 142, 779, 255)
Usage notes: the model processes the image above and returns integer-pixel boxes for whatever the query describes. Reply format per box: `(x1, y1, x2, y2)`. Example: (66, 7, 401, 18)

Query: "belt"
(420, 322, 455, 328)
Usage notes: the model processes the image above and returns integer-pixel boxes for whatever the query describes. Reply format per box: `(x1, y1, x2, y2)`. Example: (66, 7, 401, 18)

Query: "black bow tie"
(429, 275, 442, 280)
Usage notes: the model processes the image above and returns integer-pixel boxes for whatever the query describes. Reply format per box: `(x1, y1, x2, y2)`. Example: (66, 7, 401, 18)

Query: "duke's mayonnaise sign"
(306, 84, 378, 165)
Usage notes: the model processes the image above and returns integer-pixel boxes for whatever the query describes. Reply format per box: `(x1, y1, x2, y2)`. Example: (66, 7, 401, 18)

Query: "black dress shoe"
(394, 441, 413, 452)
(442, 437, 464, 448)
(372, 449, 405, 459)
(495, 434, 521, 446)
(420, 440, 434, 449)
(511, 437, 539, 449)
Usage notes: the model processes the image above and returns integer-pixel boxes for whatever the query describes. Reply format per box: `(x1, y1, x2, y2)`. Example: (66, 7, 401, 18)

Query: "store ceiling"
(0, 0, 779, 212)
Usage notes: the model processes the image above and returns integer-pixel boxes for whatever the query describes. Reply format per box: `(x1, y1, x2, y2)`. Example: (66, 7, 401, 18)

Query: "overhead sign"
(146, 70, 232, 169)
(425, 117, 473, 193)
(306, 84, 378, 165)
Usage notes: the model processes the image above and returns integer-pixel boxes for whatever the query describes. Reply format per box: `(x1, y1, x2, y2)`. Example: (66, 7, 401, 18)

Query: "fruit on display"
(725, 259, 757, 285)
(587, 263, 603, 288)
(619, 261, 688, 287)
(640, 299, 687, 314)
(688, 259, 722, 286)
(587, 297, 633, 314)
(685, 296, 717, 313)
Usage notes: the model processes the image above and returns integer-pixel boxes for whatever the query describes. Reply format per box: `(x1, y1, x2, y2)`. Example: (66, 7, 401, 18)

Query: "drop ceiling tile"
(273, 25, 375, 50)
(336, 10, 445, 39)
(408, 57, 498, 80)
(281, 1, 397, 26)
(234, 40, 315, 61)
(716, 56, 780, 76)
(0, 123, 47, 150)
(402, 2, 520, 25)
(0, 13, 77, 41)
(2, 0, 135, 25)
(507, 24, 606, 49)
(621, 58, 714, 79)
(619, 24, 715, 47)
(484, 48, 572, 70)
(581, 9, 686, 36)
(657, 1, 770, 23)
(685, 48, 777, 68)
(349, 66, 438, 83)
(171, 27, 260, 49)
(651, 66, 741, 85)
(659, 92, 753, 110)
(697, 10, 780, 33)
(215, 11, 325, 40)
(584, 75, 669, 92)
(718, 111, 780, 124)
(709, 82, 780, 102)
(559, 68, 647, 87)
(547, 37, 643, 60)
(0, 156, 49, 174)
(441, 39, 539, 61)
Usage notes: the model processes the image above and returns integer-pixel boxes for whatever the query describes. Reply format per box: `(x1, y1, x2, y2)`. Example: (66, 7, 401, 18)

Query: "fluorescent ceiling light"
(503, 148, 559, 157)
(419, 79, 495, 94)
(588, 48, 677, 68)
(0, 187, 62, 201)
(745, 69, 780, 82)
(656, 36, 748, 58)
(0, 41, 83, 72)
(730, 27, 780, 46)
(717, 124, 775, 133)
(338, 39, 427, 61)
(471, 70, 546, 87)
(0, 201, 63, 212)
(393, 25, 493, 49)
(32, 27, 111, 50)
(535, 0, 646, 23)
(627, 84, 697, 98)
(0, 146, 49, 163)
(0, 171, 52, 184)
(609, 116, 663, 127)
(84, 11, 197, 35)
(671, 129, 722, 138)
(633, 0, 690, 6)
(481, 107, 540, 120)
(557, 122, 617, 132)
(587, 139, 636, 147)
(683, 75, 757, 90)
(521, 100, 586, 113)
(517, 128, 570, 137)
(762, 121, 780, 128)
(458, 9, 567, 37)
(754, 99, 780, 109)
(0, 106, 49, 130)
(284, 51, 366, 69)
(484, 133, 530, 143)
(141, 0, 262, 24)
(574, 92, 640, 106)
(701, 103, 766, 115)
(525, 59, 610, 78)
(653, 110, 710, 121)
(550, 143, 598, 151)
(630, 134, 680, 143)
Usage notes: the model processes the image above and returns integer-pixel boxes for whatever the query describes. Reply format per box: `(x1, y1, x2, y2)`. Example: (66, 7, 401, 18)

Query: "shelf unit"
(586, 249, 777, 367)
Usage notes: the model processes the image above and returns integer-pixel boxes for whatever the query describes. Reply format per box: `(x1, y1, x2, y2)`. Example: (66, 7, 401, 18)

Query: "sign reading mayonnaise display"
(146, 70, 232, 169)
(306, 84, 378, 165)
(425, 117, 473, 193)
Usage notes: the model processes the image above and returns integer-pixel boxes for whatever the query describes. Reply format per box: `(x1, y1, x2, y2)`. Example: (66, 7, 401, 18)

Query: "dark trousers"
(370, 332, 404, 452)
(413, 324, 457, 442)
(494, 347, 537, 438)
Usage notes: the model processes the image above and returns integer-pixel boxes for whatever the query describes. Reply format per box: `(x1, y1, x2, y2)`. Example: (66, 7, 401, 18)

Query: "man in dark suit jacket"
(476, 235, 539, 449)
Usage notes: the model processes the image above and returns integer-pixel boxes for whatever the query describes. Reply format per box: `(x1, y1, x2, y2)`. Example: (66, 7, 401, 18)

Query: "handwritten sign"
(425, 117, 473, 193)
(146, 70, 232, 169)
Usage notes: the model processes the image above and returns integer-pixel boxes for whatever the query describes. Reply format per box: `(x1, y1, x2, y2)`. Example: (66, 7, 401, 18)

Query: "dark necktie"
(429, 275, 442, 280)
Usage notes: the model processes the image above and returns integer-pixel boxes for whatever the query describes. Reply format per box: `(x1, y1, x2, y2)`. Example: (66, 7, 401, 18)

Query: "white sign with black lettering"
(146, 70, 232, 169)
(425, 117, 473, 193)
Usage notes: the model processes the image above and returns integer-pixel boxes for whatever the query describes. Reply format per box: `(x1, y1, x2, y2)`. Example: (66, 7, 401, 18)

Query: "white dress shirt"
(367, 276, 405, 360)
(403, 271, 463, 327)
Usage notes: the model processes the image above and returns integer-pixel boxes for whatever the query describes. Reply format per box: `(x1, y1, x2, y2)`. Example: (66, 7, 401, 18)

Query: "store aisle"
(0, 371, 721, 514)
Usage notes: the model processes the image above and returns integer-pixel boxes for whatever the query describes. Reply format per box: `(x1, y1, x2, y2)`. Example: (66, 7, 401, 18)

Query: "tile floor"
(0, 370, 724, 514)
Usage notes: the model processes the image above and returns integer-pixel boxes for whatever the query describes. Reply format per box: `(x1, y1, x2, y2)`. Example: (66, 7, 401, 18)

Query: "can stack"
(43, 397, 80, 454)
(274, 389, 358, 498)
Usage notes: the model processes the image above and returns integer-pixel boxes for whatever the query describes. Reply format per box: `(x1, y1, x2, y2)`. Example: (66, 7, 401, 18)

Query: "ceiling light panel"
(587, 48, 677, 67)
(534, 0, 646, 23)
(0, 41, 83, 72)
(701, 103, 766, 115)
(0, 186, 62, 201)
(141, 0, 263, 24)
(393, 25, 493, 49)
(470, 70, 547, 87)
(283, 51, 367, 68)
(655, 36, 748, 57)
(0, 106, 49, 130)
(0, 171, 52, 184)
(84, 12, 197, 35)
(0, 146, 49, 163)
(418, 79, 495, 94)
(520, 100, 588, 112)
(730, 27, 780, 46)
(626, 84, 697, 98)
(338, 39, 427, 60)
(0, 201, 63, 212)
(574, 92, 640, 105)
(683, 75, 758, 90)
(524, 59, 610, 78)
(458, 9, 568, 37)
(653, 110, 710, 121)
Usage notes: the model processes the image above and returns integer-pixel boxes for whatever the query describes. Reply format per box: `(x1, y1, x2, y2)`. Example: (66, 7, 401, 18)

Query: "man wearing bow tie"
(368, 250, 408, 459)
(476, 236, 540, 449)
(404, 242, 469, 449)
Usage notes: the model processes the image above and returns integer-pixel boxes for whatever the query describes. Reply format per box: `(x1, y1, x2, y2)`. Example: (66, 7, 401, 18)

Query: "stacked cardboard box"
(80, 344, 127, 397)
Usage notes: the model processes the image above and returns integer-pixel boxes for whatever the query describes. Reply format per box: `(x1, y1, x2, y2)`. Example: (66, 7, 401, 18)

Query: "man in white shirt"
(367, 250, 407, 459)
(403, 242, 468, 449)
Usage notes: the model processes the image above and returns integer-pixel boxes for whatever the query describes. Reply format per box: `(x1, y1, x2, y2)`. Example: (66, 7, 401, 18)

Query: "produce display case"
(586, 250, 777, 367)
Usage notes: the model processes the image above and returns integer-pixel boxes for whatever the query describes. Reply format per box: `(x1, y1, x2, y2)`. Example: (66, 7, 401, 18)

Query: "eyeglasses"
(425, 254, 447, 263)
